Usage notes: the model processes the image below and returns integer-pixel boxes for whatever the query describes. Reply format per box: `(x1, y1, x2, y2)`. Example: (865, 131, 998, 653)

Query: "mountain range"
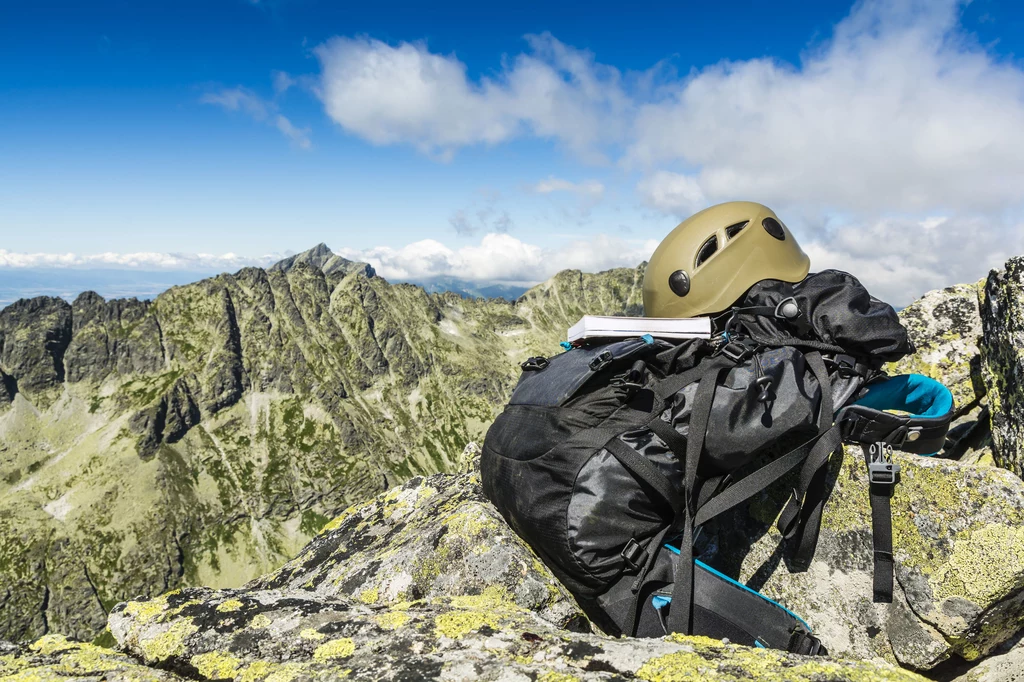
(0, 244, 644, 642)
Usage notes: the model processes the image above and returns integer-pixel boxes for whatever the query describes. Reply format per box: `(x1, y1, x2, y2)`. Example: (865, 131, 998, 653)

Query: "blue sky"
(2, 0, 1024, 306)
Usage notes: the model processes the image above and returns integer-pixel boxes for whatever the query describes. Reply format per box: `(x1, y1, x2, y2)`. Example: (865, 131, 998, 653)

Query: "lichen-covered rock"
(889, 281, 992, 461)
(250, 468, 588, 632)
(891, 281, 986, 411)
(0, 634, 184, 681)
(954, 638, 1024, 682)
(107, 586, 926, 682)
(703, 449, 1024, 671)
(980, 256, 1024, 478)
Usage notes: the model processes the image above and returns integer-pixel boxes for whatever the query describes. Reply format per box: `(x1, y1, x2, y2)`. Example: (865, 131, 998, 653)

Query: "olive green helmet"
(643, 201, 810, 318)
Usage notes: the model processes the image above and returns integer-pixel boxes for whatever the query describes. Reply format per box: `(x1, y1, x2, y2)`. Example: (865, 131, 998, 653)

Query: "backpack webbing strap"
(666, 367, 723, 635)
(869, 477, 896, 602)
(692, 437, 817, 527)
(604, 437, 683, 517)
(775, 352, 843, 571)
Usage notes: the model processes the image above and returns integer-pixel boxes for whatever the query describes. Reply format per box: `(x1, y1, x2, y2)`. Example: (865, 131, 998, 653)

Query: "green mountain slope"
(0, 246, 644, 642)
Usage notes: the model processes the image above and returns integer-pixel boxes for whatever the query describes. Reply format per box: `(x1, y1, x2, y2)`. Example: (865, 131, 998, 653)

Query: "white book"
(567, 315, 712, 343)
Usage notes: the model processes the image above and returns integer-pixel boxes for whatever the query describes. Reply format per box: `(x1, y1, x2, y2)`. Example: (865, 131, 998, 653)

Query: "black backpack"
(481, 270, 954, 654)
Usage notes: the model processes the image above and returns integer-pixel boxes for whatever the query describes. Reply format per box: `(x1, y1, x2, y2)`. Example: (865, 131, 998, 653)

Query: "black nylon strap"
(653, 355, 732, 402)
(693, 438, 815, 527)
(665, 369, 722, 635)
(604, 437, 683, 517)
(869, 481, 895, 602)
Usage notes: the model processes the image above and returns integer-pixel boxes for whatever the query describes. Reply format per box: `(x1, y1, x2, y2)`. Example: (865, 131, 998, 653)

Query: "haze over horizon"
(3, 0, 1024, 307)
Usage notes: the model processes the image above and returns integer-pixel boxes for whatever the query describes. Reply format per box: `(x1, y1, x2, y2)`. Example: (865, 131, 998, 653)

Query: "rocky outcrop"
(102, 468, 926, 682)
(954, 638, 1024, 682)
(703, 450, 1024, 671)
(0, 635, 184, 681)
(0, 296, 72, 400)
(980, 256, 1024, 478)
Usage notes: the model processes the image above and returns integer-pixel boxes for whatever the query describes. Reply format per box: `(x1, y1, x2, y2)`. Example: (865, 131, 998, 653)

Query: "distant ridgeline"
(0, 244, 645, 642)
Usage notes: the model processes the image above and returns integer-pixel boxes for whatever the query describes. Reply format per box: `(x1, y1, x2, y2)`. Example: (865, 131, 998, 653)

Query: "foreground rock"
(107, 586, 924, 682)
(248, 469, 588, 631)
(954, 638, 1024, 682)
(0, 634, 183, 681)
(981, 256, 1024, 478)
(107, 470, 924, 681)
(704, 449, 1024, 671)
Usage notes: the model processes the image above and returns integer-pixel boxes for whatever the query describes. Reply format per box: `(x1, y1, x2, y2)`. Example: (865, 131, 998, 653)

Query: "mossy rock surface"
(0, 634, 184, 681)
(703, 449, 1024, 670)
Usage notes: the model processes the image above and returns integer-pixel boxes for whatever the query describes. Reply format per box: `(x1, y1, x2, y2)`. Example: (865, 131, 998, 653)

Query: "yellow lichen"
(28, 635, 74, 656)
(216, 598, 244, 613)
(538, 672, 581, 682)
(190, 651, 243, 679)
(934, 524, 1024, 604)
(138, 618, 199, 662)
(249, 614, 272, 629)
(299, 628, 326, 641)
(123, 593, 171, 625)
(359, 587, 379, 604)
(435, 610, 500, 639)
(238, 660, 309, 682)
(312, 638, 356, 662)
(374, 611, 411, 630)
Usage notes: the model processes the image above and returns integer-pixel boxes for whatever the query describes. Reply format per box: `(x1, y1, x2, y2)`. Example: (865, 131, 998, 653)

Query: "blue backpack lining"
(852, 374, 953, 420)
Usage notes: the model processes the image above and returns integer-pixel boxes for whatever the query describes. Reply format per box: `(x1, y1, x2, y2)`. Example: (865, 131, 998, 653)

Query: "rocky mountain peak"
(270, 243, 376, 279)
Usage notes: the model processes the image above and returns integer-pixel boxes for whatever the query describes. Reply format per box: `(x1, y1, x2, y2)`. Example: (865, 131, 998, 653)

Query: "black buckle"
(828, 354, 860, 378)
(620, 538, 648, 572)
(520, 356, 549, 371)
(589, 350, 614, 372)
(866, 442, 900, 486)
(717, 341, 753, 363)
(788, 627, 825, 656)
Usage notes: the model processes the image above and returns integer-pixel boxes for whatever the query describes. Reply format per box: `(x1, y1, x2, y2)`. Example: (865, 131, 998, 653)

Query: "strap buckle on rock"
(620, 538, 649, 573)
(867, 443, 900, 486)
(521, 356, 549, 371)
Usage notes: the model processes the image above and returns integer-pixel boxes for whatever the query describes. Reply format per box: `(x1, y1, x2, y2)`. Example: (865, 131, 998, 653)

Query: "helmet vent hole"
(762, 217, 786, 240)
(725, 221, 749, 240)
(695, 236, 718, 267)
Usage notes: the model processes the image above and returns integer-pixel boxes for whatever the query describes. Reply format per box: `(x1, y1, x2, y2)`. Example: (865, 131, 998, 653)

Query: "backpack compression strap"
(835, 374, 954, 602)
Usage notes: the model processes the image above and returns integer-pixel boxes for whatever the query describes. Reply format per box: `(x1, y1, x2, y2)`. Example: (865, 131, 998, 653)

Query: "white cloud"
(313, 33, 630, 160)
(337, 232, 656, 284)
(201, 87, 311, 149)
(802, 215, 1024, 306)
(635, 172, 706, 216)
(629, 0, 1024, 215)
(532, 177, 605, 198)
(0, 250, 282, 270)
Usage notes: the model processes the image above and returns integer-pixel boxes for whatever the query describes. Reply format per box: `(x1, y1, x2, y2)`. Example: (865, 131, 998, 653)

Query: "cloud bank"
(0, 249, 282, 271)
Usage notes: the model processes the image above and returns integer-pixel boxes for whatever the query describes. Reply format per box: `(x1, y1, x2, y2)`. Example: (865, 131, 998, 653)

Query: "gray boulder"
(0, 634, 184, 681)
(703, 449, 1024, 671)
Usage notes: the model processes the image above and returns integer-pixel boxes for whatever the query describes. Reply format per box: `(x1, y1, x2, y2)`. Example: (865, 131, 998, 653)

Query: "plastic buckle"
(718, 341, 753, 364)
(789, 627, 825, 656)
(830, 354, 859, 378)
(867, 442, 900, 486)
(589, 350, 614, 372)
(520, 356, 549, 371)
(620, 538, 648, 572)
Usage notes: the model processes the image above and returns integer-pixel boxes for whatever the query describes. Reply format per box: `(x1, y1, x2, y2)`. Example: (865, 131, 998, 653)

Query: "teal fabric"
(852, 374, 953, 419)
